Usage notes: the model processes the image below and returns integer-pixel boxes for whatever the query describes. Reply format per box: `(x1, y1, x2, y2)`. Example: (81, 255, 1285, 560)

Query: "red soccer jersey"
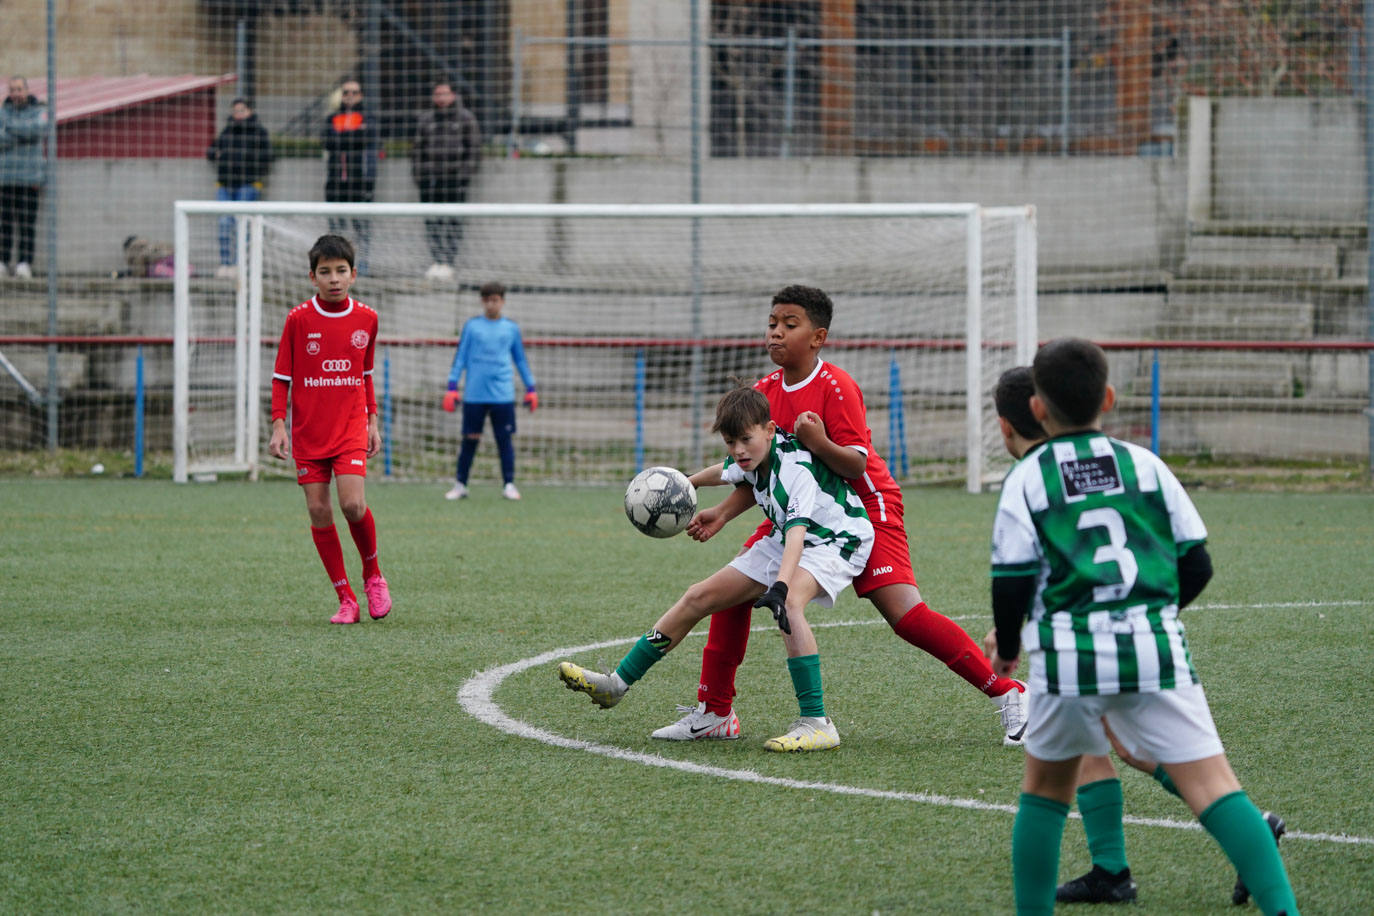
(271, 296, 379, 459)
(754, 359, 902, 523)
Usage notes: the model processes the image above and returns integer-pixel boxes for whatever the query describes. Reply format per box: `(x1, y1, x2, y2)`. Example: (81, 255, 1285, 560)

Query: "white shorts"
(728, 535, 867, 608)
(1024, 683, 1225, 764)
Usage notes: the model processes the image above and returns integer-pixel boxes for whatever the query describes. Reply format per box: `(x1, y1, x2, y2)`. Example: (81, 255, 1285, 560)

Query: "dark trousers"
(0, 184, 40, 265)
(325, 184, 373, 267)
(456, 401, 517, 485)
(419, 176, 470, 265)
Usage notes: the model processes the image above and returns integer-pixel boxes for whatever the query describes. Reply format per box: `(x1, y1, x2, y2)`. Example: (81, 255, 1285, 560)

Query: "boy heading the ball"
(989, 338, 1297, 915)
(268, 233, 391, 624)
(658, 284, 1026, 744)
(558, 384, 873, 752)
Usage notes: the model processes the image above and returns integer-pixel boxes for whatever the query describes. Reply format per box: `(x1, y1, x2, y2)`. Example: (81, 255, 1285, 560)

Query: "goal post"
(173, 201, 1036, 492)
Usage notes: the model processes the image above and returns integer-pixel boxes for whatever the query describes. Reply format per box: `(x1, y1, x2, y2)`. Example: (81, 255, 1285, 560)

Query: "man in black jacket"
(207, 98, 274, 278)
(412, 81, 481, 281)
(322, 80, 379, 271)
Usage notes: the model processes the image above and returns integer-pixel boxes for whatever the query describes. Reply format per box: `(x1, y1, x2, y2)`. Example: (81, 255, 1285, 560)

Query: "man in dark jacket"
(207, 98, 274, 277)
(0, 76, 47, 279)
(412, 81, 481, 281)
(322, 79, 379, 270)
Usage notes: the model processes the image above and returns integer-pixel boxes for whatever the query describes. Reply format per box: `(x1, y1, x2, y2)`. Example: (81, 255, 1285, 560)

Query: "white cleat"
(444, 482, 468, 500)
(994, 680, 1029, 747)
(502, 482, 521, 501)
(651, 702, 742, 741)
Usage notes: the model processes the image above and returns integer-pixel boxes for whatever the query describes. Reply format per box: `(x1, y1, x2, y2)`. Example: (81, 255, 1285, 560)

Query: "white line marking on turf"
(458, 615, 1373, 847)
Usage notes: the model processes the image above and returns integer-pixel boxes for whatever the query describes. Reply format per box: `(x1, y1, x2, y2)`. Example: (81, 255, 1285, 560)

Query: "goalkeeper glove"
(753, 580, 791, 634)
(523, 388, 538, 413)
(442, 389, 461, 413)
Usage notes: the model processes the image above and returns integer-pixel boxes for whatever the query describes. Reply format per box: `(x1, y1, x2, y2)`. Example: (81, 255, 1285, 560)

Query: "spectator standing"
(412, 81, 481, 282)
(321, 79, 378, 272)
(206, 97, 274, 279)
(0, 75, 47, 279)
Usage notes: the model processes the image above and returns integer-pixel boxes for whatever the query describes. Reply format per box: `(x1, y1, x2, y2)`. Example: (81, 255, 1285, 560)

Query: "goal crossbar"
(173, 201, 1035, 492)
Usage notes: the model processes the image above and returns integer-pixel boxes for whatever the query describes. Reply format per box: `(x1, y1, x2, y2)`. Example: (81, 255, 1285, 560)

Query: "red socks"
(347, 508, 380, 580)
(310, 524, 353, 600)
(894, 602, 1022, 697)
(698, 602, 752, 716)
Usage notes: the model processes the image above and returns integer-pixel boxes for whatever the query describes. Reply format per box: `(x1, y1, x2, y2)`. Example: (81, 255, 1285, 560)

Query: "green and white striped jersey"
(990, 432, 1208, 696)
(723, 432, 872, 562)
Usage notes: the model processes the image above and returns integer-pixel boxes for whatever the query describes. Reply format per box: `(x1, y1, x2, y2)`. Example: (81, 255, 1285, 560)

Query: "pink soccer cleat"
(364, 575, 391, 619)
(331, 595, 361, 625)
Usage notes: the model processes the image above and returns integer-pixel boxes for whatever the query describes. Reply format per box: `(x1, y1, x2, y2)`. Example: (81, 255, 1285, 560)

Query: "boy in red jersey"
(660, 285, 1027, 745)
(268, 234, 391, 624)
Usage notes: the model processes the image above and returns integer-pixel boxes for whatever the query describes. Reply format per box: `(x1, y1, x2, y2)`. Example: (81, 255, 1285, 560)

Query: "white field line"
(457, 603, 1373, 847)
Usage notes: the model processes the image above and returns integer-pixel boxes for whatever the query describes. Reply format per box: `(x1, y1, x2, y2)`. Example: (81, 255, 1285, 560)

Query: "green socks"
(1013, 792, 1069, 915)
(1152, 764, 1182, 799)
(614, 634, 665, 685)
(1200, 791, 1299, 915)
(785, 654, 825, 718)
(1077, 778, 1128, 874)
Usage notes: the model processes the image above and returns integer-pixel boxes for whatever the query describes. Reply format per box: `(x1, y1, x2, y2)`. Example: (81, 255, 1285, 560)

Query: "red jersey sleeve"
(270, 310, 297, 421)
(363, 309, 379, 415)
(817, 368, 870, 452)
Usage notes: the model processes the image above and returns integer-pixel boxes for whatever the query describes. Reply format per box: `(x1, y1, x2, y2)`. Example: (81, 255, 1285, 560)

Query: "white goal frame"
(173, 201, 1036, 492)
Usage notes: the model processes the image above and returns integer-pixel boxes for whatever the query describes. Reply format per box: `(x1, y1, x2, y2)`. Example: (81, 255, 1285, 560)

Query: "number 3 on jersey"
(1077, 507, 1138, 604)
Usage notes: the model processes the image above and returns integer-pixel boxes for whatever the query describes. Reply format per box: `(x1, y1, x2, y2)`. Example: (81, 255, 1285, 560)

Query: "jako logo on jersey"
(871, 565, 894, 575)
(306, 340, 321, 355)
(307, 332, 322, 339)
(320, 359, 352, 372)
(350, 329, 369, 349)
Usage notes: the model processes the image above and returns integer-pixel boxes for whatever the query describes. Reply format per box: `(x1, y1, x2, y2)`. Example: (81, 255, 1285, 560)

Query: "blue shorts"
(462, 401, 517, 437)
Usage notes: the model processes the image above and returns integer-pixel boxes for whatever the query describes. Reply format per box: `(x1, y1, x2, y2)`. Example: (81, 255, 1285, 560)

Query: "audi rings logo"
(320, 359, 352, 372)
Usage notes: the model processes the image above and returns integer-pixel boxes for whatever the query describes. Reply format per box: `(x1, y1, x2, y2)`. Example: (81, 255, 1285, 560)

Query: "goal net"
(173, 202, 1035, 492)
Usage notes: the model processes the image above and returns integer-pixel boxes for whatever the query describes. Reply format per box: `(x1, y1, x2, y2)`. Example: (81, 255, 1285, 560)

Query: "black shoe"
(1231, 811, 1286, 905)
(1056, 865, 1139, 903)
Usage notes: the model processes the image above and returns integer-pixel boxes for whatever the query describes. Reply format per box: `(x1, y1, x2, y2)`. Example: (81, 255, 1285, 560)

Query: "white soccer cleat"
(558, 661, 627, 709)
(763, 716, 840, 752)
(214, 264, 238, 279)
(651, 702, 742, 741)
(425, 263, 454, 281)
(14, 262, 31, 279)
(994, 680, 1029, 747)
(502, 482, 521, 501)
(444, 482, 468, 500)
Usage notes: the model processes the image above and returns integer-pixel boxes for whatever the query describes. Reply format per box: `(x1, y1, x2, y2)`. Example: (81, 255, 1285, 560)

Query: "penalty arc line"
(457, 615, 1373, 848)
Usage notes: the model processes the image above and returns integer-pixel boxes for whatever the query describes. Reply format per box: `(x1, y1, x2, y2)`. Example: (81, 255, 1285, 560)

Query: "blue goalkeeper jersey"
(447, 315, 536, 403)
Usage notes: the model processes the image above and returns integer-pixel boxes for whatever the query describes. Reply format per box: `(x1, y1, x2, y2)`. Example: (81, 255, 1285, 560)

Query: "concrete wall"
(44, 153, 1185, 277)
(1211, 98, 1365, 222)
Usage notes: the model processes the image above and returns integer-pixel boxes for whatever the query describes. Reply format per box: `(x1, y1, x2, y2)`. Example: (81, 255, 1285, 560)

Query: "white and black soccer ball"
(624, 466, 697, 538)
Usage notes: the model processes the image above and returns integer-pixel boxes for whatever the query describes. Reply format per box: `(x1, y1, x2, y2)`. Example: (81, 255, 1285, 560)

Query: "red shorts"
(294, 449, 368, 485)
(742, 502, 916, 599)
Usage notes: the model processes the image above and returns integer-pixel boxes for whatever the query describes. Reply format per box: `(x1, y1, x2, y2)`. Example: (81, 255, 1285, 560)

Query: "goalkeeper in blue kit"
(441, 281, 537, 501)
(989, 339, 1298, 916)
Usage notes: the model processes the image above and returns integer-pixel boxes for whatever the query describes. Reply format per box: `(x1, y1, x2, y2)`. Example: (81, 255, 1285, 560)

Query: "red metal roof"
(25, 73, 237, 124)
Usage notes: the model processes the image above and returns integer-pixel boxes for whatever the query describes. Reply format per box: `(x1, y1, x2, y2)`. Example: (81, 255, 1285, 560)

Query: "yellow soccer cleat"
(763, 716, 840, 752)
(558, 661, 627, 709)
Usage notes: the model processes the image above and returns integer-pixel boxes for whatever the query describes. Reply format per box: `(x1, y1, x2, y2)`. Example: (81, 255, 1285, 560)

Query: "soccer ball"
(624, 466, 697, 538)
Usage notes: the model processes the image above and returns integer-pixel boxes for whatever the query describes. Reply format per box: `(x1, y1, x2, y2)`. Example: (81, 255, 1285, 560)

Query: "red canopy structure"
(26, 73, 238, 158)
